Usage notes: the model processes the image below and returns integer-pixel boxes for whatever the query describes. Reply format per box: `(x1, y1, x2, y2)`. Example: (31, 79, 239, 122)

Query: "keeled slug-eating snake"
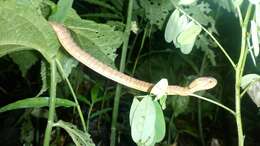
(49, 22, 217, 96)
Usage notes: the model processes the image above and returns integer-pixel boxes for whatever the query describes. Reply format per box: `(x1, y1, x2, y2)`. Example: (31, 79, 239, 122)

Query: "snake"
(49, 22, 217, 96)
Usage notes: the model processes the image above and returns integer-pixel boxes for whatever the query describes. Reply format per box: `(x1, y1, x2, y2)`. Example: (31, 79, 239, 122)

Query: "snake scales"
(50, 22, 217, 96)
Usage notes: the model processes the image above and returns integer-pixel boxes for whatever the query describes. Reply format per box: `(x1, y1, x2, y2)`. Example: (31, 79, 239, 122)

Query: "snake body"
(50, 22, 217, 96)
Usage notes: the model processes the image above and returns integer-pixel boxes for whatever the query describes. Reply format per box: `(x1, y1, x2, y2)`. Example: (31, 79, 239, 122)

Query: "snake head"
(188, 77, 218, 93)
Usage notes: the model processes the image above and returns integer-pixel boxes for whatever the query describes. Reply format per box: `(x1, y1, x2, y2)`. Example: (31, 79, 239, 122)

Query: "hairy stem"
(110, 0, 133, 145)
(43, 60, 57, 146)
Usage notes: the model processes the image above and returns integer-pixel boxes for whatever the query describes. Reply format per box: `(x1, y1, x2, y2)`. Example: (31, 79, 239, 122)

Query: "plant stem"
(234, 4, 252, 146)
(190, 94, 236, 116)
(43, 60, 57, 146)
(56, 59, 87, 132)
(86, 103, 94, 131)
(110, 0, 133, 145)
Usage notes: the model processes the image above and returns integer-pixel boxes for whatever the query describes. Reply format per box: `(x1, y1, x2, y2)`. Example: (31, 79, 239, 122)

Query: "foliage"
(0, 0, 260, 146)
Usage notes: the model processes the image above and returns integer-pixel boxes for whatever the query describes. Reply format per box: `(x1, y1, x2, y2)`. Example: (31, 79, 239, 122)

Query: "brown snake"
(50, 22, 217, 96)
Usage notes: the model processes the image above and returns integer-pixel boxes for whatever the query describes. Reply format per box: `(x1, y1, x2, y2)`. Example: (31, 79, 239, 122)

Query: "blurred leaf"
(91, 84, 101, 102)
(49, 0, 73, 22)
(250, 20, 259, 57)
(154, 101, 165, 142)
(0, 97, 76, 113)
(177, 21, 202, 54)
(165, 10, 181, 43)
(241, 74, 260, 89)
(0, 0, 59, 62)
(247, 81, 260, 107)
(140, 0, 173, 29)
(90, 107, 112, 119)
(54, 120, 95, 146)
(212, 0, 234, 13)
(178, 0, 197, 5)
(130, 98, 141, 126)
(9, 50, 39, 77)
(171, 95, 190, 117)
(131, 96, 156, 145)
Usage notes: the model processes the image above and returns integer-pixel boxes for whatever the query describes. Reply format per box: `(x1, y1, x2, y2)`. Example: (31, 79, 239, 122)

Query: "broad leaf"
(0, 0, 59, 62)
(64, 17, 123, 68)
(129, 98, 141, 126)
(131, 96, 156, 145)
(0, 97, 76, 113)
(153, 101, 166, 142)
(49, 0, 74, 22)
(165, 10, 180, 43)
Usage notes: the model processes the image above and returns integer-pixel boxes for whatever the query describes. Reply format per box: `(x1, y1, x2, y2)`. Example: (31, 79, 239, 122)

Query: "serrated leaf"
(9, 50, 39, 77)
(0, 97, 76, 113)
(64, 18, 123, 68)
(0, 0, 59, 62)
(171, 96, 190, 117)
(54, 120, 95, 146)
(241, 74, 260, 89)
(153, 101, 165, 142)
(131, 96, 156, 145)
(36, 61, 48, 97)
(140, 0, 173, 29)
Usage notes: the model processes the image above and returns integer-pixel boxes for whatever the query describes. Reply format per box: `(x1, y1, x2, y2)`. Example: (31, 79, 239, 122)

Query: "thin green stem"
(190, 94, 236, 116)
(110, 0, 133, 145)
(131, 24, 148, 75)
(235, 4, 253, 146)
(86, 103, 94, 131)
(173, 5, 236, 69)
(56, 59, 87, 132)
(43, 60, 57, 146)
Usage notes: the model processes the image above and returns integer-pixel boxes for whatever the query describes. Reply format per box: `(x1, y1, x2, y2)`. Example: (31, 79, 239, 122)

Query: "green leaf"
(165, 10, 180, 43)
(0, 0, 59, 62)
(49, 0, 74, 23)
(90, 107, 112, 119)
(9, 50, 39, 77)
(131, 96, 156, 145)
(241, 74, 260, 89)
(64, 17, 123, 68)
(36, 61, 49, 97)
(153, 101, 166, 142)
(178, 0, 197, 5)
(171, 95, 190, 117)
(140, 0, 173, 29)
(0, 97, 76, 113)
(256, 4, 260, 26)
(130, 97, 141, 126)
(177, 22, 201, 54)
(247, 81, 260, 107)
(54, 120, 95, 146)
(91, 84, 101, 102)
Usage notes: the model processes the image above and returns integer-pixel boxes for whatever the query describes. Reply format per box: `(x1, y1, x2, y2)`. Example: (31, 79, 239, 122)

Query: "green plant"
(1, 0, 260, 146)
